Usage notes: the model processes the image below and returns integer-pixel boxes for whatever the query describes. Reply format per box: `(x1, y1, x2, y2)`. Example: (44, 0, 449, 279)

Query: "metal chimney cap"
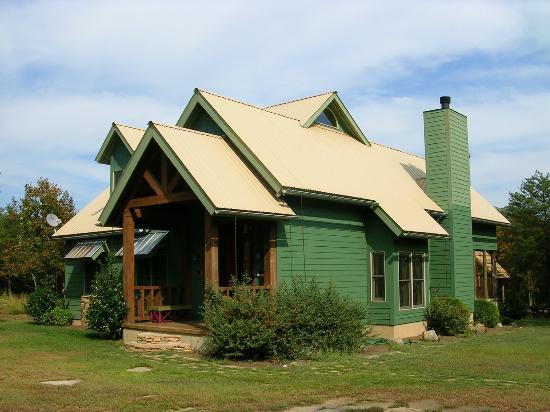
(440, 96, 451, 109)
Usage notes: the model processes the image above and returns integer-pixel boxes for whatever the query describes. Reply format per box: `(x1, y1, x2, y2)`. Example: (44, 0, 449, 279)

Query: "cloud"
(0, 1, 549, 208)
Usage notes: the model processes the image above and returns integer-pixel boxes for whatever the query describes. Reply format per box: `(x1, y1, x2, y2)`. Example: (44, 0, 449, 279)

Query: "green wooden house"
(54, 90, 509, 339)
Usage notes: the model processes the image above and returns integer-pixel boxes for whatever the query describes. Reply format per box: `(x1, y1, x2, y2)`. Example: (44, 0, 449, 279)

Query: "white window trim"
(370, 251, 386, 302)
(398, 252, 426, 311)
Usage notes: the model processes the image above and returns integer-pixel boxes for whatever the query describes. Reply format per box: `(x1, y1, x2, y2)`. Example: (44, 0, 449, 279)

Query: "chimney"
(423, 97, 474, 309)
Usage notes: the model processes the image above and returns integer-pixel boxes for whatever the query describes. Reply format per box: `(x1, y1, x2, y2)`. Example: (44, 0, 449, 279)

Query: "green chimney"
(424, 97, 474, 309)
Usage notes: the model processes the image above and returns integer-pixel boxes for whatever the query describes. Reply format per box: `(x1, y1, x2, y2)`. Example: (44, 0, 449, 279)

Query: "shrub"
(24, 287, 58, 322)
(426, 296, 470, 336)
(87, 253, 127, 339)
(473, 300, 500, 328)
(273, 278, 369, 359)
(43, 306, 74, 326)
(202, 277, 369, 360)
(202, 281, 276, 359)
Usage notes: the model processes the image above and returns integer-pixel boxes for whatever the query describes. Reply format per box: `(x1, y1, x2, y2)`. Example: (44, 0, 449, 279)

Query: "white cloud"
(0, 1, 548, 208)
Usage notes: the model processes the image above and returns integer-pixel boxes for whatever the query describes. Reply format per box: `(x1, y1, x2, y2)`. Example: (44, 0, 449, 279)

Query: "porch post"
(204, 211, 219, 289)
(123, 208, 135, 322)
(482, 250, 488, 299)
(264, 222, 277, 290)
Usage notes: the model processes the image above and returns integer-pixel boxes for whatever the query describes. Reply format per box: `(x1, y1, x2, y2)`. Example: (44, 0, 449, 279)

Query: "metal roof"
(115, 231, 168, 256)
(53, 189, 120, 238)
(194, 89, 508, 236)
(65, 239, 106, 260)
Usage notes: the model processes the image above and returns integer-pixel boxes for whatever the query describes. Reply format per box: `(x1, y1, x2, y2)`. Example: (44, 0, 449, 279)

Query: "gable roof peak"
(265, 91, 335, 109)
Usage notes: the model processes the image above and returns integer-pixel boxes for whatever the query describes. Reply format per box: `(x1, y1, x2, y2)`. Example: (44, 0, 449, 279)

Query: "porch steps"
(122, 321, 208, 336)
(125, 332, 193, 352)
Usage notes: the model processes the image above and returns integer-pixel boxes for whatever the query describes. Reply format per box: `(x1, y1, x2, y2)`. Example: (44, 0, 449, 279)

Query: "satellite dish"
(46, 214, 62, 228)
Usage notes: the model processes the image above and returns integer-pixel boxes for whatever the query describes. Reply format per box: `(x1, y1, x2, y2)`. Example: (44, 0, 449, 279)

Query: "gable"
(95, 123, 145, 165)
(99, 122, 294, 227)
(266, 92, 369, 145)
(184, 104, 225, 137)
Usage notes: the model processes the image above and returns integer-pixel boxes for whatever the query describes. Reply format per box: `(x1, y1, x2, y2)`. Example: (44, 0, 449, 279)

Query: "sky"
(0, 0, 549, 210)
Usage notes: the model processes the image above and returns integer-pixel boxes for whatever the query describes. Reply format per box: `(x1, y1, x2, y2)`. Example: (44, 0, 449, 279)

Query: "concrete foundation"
(371, 321, 427, 339)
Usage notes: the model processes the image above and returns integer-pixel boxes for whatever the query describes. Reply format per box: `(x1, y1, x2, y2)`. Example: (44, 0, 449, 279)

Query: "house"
(53, 90, 510, 339)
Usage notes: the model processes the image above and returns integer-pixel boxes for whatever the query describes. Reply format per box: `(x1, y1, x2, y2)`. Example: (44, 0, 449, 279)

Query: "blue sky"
(0, 0, 549, 209)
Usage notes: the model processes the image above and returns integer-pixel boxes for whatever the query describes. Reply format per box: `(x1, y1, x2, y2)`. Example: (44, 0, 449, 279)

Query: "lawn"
(1, 318, 549, 411)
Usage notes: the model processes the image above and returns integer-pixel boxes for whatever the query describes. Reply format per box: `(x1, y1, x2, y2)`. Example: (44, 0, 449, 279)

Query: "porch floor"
(122, 320, 208, 336)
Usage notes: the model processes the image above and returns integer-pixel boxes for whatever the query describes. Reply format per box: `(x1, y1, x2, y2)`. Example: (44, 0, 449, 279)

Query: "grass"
(0, 293, 26, 317)
(0, 318, 549, 411)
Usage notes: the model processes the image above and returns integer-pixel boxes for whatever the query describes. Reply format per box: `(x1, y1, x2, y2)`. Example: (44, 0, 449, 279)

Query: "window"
(315, 107, 338, 128)
(112, 169, 123, 188)
(399, 252, 425, 309)
(371, 252, 386, 301)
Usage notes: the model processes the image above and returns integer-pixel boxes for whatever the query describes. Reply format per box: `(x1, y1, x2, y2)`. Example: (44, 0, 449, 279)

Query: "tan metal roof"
(53, 189, 120, 238)
(371, 142, 510, 225)
(265, 92, 334, 124)
(152, 123, 295, 217)
(199, 90, 448, 236)
(475, 251, 510, 279)
(114, 123, 144, 151)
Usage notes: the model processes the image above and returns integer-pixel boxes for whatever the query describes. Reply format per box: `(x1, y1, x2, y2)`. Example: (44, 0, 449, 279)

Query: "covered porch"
(96, 125, 292, 332)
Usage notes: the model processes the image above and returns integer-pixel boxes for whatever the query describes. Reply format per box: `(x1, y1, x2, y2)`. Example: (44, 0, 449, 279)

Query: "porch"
(117, 146, 278, 332)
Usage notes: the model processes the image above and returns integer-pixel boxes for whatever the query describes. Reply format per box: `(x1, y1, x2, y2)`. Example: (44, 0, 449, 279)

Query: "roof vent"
(440, 96, 451, 109)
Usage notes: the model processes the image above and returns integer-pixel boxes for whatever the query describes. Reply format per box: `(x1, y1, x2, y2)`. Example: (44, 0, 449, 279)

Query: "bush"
(24, 287, 58, 322)
(474, 300, 500, 328)
(426, 296, 470, 336)
(87, 253, 127, 339)
(202, 277, 369, 360)
(43, 306, 74, 326)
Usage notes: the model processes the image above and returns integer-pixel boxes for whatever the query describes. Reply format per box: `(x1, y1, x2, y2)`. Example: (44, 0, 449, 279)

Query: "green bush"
(87, 253, 127, 339)
(474, 300, 500, 328)
(43, 306, 74, 326)
(426, 296, 470, 336)
(24, 287, 58, 322)
(202, 278, 369, 360)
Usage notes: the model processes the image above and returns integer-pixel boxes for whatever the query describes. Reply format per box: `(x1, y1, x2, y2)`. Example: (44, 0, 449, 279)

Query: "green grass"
(0, 319, 549, 411)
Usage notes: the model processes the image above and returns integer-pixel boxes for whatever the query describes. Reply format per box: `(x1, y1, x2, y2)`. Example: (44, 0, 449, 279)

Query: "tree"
(498, 171, 550, 312)
(0, 178, 75, 293)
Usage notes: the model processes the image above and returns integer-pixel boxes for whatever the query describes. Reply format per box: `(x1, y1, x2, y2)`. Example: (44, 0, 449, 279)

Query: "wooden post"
(123, 208, 135, 323)
(490, 251, 497, 299)
(204, 211, 219, 289)
(264, 222, 277, 289)
(482, 250, 488, 299)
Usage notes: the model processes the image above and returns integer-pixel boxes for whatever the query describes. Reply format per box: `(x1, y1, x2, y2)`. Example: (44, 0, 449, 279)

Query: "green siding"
(277, 197, 369, 314)
(185, 105, 225, 137)
(65, 258, 85, 319)
(63, 237, 122, 319)
(472, 223, 497, 251)
(276, 199, 429, 326)
(109, 137, 132, 191)
(424, 108, 475, 310)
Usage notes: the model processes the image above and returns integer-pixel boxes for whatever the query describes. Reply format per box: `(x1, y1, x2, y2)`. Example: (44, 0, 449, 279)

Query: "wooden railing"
(218, 285, 271, 297)
(133, 286, 185, 321)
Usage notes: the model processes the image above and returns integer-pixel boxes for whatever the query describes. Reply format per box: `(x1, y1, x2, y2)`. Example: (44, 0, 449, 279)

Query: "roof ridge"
(151, 122, 224, 140)
(265, 91, 335, 109)
(372, 141, 424, 160)
(197, 89, 302, 122)
(113, 123, 145, 132)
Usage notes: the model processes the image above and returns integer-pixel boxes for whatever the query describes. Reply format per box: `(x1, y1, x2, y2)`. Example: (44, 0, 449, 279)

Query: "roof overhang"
(95, 123, 134, 165)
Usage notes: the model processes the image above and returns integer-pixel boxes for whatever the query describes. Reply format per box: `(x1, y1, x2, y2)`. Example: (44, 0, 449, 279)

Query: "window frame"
(370, 251, 386, 302)
(112, 169, 124, 190)
(398, 251, 426, 310)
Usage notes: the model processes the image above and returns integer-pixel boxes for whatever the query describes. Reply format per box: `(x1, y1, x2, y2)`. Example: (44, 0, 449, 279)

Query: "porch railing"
(133, 286, 185, 321)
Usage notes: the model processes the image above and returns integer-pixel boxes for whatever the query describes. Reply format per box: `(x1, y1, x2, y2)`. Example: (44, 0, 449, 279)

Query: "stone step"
(137, 332, 181, 344)
(125, 340, 192, 352)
